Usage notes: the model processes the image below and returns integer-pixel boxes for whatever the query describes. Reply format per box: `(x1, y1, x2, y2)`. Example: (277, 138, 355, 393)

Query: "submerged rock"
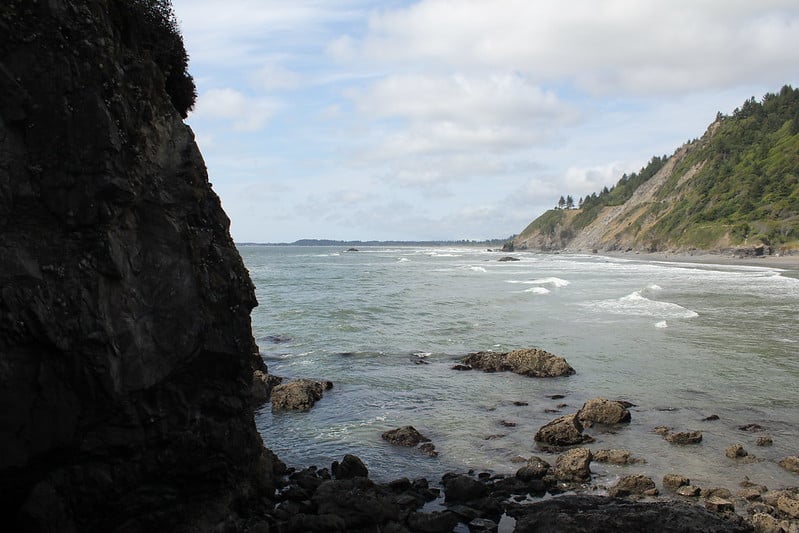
(592, 449, 644, 465)
(461, 349, 575, 377)
(665, 430, 704, 444)
(271, 379, 333, 410)
(382, 426, 431, 447)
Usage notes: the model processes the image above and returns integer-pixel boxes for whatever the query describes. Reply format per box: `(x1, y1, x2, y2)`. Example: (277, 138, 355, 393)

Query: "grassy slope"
(517, 86, 799, 252)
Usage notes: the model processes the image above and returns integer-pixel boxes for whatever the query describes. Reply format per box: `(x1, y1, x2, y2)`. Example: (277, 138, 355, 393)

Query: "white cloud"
(192, 88, 278, 131)
(339, 0, 799, 96)
(250, 62, 303, 91)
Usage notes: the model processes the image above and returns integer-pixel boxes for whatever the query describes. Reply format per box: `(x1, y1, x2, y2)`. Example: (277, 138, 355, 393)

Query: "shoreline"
(570, 249, 799, 272)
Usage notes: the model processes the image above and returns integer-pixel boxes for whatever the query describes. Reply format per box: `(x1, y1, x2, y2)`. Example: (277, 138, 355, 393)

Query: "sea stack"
(0, 1, 276, 530)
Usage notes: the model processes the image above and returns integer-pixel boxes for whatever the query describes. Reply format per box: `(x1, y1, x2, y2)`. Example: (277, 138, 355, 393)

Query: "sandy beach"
(594, 249, 799, 273)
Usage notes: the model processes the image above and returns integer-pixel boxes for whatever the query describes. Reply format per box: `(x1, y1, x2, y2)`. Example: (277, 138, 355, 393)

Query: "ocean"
(242, 245, 799, 492)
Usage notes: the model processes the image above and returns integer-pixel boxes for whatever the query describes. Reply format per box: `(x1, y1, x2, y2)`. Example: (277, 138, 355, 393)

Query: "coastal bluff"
(0, 1, 277, 530)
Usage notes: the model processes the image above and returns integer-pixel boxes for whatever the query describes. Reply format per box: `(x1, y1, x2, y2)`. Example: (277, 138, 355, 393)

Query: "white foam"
(524, 287, 551, 295)
(655, 321, 668, 328)
(584, 290, 699, 319)
(470, 266, 487, 273)
(647, 284, 663, 291)
(397, 257, 410, 263)
(505, 277, 570, 288)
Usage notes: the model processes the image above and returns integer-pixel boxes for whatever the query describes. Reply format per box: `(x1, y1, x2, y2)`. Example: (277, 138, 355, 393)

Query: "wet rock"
(738, 486, 766, 501)
(704, 488, 734, 500)
(506, 494, 752, 533)
(419, 443, 439, 457)
(452, 364, 473, 371)
(664, 430, 703, 444)
(756, 435, 773, 447)
(704, 415, 721, 421)
(252, 368, 283, 404)
(407, 510, 459, 532)
(331, 454, 369, 480)
(592, 449, 643, 465)
(677, 485, 702, 497)
(513, 401, 529, 406)
(608, 474, 658, 497)
(739, 423, 766, 432)
(554, 447, 592, 482)
(750, 512, 786, 533)
(663, 474, 691, 491)
(271, 379, 333, 410)
(534, 414, 587, 446)
(500, 420, 517, 427)
(516, 457, 551, 481)
(577, 398, 632, 426)
(779, 456, 799, 474)
(312, 478, 401, 530)
(468, 517, 498, 531)
(461, 349, 575, 378)
(777, 493, 799, 519)
(705, 496, 735, 513)
(382, 426, 431, 447)
(726, 444, 749, 459)
(498, 256, 521, 262)
(654, 426, 673, 436)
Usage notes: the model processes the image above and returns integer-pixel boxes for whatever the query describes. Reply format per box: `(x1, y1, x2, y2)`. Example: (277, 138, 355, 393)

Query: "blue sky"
(172, 0, 799, 243)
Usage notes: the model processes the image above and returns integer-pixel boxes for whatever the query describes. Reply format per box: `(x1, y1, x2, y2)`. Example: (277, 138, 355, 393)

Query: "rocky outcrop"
(665, 430, 704, 444)
(608, 474, 658, 498)
(461, 348, 575, 377)
(554, 447, 593, 482)
(0, 1, 273, 530)
(271, 378, 333, 410)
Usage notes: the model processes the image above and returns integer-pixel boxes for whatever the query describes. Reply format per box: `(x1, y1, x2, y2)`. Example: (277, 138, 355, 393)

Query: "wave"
(397, 257, 410, 263)
(506, 277, 570, 288)
(655, 321, 668, 328)
(470, 266, 487, 273)
(524, 287, 551, 295)
(585, 290, 699, 319)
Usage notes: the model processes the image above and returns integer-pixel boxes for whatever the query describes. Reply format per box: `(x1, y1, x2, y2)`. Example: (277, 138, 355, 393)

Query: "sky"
(171, 0, 799, 243)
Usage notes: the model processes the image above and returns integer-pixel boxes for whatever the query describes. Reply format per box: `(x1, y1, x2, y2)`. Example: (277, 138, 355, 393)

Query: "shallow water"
(243, 245, 799, 491)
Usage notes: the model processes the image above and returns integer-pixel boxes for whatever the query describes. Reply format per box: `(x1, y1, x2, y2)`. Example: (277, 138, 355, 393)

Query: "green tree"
(566, 195, 575, 209)
(557, 196, 566, 209)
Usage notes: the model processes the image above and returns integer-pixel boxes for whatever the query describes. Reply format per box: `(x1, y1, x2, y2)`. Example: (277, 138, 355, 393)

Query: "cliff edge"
(0, 1, 276, 531)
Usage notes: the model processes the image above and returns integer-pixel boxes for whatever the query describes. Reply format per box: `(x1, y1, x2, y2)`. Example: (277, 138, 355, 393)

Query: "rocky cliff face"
(0, 1, 275, 530)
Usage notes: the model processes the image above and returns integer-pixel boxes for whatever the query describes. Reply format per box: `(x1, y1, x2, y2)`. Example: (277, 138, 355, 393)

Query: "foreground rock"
(554, 447, 593, 482)
(0, 2, 276, 530)
(382, 426, 439, 456)
(780, 456, 799, 474)
(609, 474, 658, 498)
(461, 348, 575, 377)
(665, 430, 704, 444)
(271, 378, 333, 410)
(593, 449, 644, 465)
(507, 495, 753, 532)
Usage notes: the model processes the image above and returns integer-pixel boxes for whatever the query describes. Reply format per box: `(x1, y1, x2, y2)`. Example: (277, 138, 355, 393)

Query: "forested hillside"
(513, 86, 799, 253)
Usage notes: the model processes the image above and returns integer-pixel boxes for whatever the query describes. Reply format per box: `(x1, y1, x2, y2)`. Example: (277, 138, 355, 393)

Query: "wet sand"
(597, 250, 799, 274)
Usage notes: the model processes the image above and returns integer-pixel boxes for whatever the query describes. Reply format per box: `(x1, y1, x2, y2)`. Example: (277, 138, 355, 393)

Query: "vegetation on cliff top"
(117, 0, 196, 117)
(518, 85, 799, 251)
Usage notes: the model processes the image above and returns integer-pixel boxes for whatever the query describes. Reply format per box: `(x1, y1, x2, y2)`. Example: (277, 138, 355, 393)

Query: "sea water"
(243, 246, 799, 492)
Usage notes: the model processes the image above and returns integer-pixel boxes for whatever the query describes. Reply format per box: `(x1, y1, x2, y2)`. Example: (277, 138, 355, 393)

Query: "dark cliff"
(0, 1, 276, 531)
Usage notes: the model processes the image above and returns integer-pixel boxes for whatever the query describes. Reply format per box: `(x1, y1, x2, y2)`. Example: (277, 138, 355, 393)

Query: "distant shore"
(596, 249, 799, 272)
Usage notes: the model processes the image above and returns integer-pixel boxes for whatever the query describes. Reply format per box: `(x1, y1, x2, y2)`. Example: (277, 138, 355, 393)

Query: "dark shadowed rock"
(535, 414, 587, 446)
(577, 398, 632, 426)
(0, 2, 275, 530)
(331, 454, 369, 479)
(443, 474, 488, 503)
(461, 349, 575, 377)
(252, 368, 283, 404)
(507, 495, 753, 533)
(271, 378, 333, 410)
(407, 510, 460, 532)
(498, 256, 521, 261)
